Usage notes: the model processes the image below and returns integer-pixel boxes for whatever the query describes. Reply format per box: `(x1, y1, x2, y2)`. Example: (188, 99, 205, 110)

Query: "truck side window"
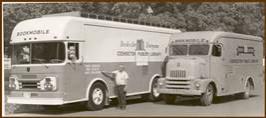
(68, 43, 79, 60)
(212, 44, 221, 57)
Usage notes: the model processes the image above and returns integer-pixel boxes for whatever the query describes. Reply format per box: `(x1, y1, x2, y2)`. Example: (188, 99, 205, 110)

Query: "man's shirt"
(112, 70, 129, 85)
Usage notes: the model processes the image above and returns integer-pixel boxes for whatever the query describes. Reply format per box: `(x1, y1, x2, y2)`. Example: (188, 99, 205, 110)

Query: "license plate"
(23, 92, 31, 98)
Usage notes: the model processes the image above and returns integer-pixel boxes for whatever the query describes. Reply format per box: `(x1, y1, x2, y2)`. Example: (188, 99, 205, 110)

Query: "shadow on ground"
(154, 94, 259, 106)
(12, 97, 151, 115)
(11, 94, 259, 115)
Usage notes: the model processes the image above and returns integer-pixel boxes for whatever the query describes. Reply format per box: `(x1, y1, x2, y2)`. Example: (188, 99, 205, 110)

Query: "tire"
(200, 84, 214, 106)
(86, 82, 106, 111)
(149, 77, 162, 101)
(239, 80, 251, 99)
(163, 94, 176, 104)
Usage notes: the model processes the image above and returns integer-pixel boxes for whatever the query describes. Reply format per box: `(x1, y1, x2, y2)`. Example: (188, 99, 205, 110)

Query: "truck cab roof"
(11, 16, 180, 44)
(170, 31, 262, 43)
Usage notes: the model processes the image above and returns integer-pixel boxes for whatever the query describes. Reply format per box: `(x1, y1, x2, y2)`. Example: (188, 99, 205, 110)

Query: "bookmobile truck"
(7, 12, 180, 110)
(157, 31, 264, 106)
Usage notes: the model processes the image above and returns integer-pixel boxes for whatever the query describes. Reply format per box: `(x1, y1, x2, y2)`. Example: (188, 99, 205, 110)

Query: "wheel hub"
(92, 88, 104, 105)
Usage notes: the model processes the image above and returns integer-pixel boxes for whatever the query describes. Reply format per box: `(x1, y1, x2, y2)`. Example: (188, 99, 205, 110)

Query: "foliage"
(3, 2, 264, 55)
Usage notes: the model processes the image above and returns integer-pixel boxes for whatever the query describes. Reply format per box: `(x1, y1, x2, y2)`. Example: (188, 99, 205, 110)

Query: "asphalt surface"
(4, 77, 265, 117)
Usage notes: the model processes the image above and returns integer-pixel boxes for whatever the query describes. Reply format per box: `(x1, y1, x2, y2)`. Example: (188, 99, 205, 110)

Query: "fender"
(148, 74, 161, 92)
(244, 76, 255, 90)
(199, 79, 218, 95)
(200, 79, 214, 90)
(85, 78, 109, 100)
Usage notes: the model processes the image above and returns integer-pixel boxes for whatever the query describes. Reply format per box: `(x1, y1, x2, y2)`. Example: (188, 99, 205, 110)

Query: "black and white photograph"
(2, 2, 265, 117)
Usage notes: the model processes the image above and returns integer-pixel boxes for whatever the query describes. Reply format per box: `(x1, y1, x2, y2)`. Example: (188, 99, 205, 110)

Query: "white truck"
(7, 12, 181, 110)
(158, 31, 264, 106)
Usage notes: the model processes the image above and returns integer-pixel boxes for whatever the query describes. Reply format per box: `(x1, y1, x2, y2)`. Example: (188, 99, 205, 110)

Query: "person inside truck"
(19, 45, 30, 64)
(68, 45, 77, 62)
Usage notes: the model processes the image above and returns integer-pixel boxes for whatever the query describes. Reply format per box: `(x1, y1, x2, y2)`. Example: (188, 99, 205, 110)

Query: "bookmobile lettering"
(17, 29, 49, 36)
(230, 59, 258, 63)
(171, 38, 208, 44)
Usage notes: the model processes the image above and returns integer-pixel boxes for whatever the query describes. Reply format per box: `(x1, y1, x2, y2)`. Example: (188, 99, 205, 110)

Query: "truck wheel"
(149, 77, 162, 101)
(163, 94, 176, 104)
(141, 77, 161, 101)
(200, 84, 214, 106)
(239, 80, 251, 99)
(86, 82, 106, 111)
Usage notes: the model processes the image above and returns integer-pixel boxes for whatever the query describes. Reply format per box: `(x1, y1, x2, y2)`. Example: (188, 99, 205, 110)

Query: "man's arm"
(101, 71, 115, 80)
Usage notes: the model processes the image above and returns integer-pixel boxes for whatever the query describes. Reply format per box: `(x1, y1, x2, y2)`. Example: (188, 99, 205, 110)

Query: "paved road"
(6, 87, 264, 117)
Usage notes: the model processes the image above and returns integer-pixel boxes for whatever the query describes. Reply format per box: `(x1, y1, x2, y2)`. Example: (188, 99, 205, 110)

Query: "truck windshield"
(170, 45, 187, 55)
(170, 44, 209, 56)
(12, 42, 65, 64)
(189, 44, 209, 55)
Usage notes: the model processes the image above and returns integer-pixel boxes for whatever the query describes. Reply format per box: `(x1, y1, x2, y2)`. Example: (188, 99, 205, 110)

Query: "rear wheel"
(150, 77, 162, 101)
(141, 77, 162, 101)
(239, 80, 251, 99)
(163, 94, 176, 104)
(200, 84, 214, 106)
(86, 82, 106, 111)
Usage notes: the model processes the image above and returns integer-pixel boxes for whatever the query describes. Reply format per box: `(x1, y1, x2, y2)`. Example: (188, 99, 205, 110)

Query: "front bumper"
(158, 88, 203, 96)
(7, 97, 64, 105)
(7, 91, 64, 105)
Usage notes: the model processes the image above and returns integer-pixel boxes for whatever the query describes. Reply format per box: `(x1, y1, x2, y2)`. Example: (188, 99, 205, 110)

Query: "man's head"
(118, 65, 125, 72)
(68, 46, 76, 60)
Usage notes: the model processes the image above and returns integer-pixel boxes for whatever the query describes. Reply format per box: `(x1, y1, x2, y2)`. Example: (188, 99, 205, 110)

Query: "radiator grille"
(20, 81, 39, 89)
(170, 70, 186, 78)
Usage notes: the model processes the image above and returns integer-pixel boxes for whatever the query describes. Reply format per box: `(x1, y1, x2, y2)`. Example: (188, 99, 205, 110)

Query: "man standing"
(102, 65, 129, 110)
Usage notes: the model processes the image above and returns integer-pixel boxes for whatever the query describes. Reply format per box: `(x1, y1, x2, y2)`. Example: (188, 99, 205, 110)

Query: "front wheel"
(86, 82, 106, 111)
(200, 84, 214, 106)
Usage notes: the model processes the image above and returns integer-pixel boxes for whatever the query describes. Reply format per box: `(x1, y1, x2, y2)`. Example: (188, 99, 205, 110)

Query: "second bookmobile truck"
(158, 31, 263, 106)
(7, 12, 181, 110)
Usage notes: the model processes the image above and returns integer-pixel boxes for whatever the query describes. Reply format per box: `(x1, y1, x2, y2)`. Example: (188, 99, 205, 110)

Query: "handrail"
(81, 12, 177, 29)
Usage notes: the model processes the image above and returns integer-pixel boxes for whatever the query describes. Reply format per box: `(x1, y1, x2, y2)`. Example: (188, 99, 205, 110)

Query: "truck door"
(210, 43, 229, 95)
(64, 42, 86, 101)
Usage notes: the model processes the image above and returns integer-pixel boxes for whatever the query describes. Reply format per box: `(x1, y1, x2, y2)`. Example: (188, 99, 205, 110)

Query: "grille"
(170, 70, 186, 78)
(165, 79, 190, 90)
(20, 81, 38, 89)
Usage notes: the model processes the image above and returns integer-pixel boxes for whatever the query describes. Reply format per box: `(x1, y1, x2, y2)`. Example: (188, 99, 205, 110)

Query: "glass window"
(212, 44, 222, 57)
(32, 43, 65, 64)
(12, 44, 30, 64)
(189, 45, 209, 55)
(68, 43, 79, 60)
(170, 45, 187, 56)
(12, 42, 65, 64)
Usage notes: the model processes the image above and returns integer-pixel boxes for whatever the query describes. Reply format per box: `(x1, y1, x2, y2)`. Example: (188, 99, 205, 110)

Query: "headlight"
(158, 78, 165, 86)
(39, 77, 57, 91)
(9, 76, 19, 90)
(194, 81, 201, 90)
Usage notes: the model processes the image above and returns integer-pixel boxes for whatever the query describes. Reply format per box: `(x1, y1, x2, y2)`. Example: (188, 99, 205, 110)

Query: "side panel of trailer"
(211, 36, 263, 96)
